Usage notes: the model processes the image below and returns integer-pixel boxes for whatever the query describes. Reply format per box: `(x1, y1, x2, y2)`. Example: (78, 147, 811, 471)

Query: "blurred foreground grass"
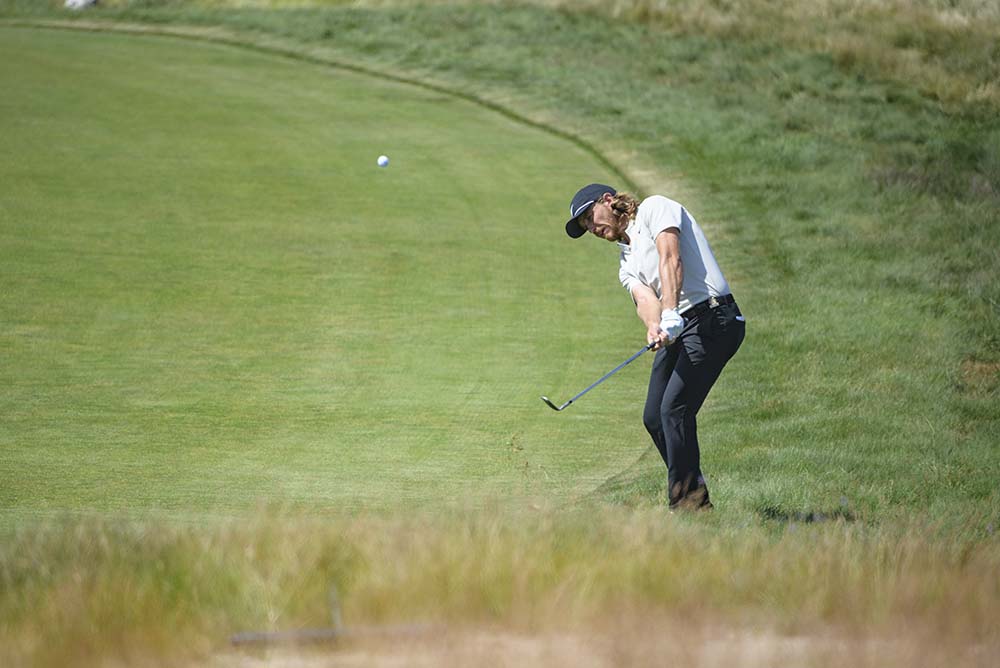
(2, 509, 998, 666)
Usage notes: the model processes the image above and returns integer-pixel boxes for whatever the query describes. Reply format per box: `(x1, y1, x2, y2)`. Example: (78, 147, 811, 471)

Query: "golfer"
(564, 183, 745, 510)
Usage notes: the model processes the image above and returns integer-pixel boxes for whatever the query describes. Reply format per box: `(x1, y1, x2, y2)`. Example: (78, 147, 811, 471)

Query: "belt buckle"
(709, 296, 719, 308)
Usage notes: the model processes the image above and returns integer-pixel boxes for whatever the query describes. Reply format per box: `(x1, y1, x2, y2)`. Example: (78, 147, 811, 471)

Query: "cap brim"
(565, 218, 587, 239)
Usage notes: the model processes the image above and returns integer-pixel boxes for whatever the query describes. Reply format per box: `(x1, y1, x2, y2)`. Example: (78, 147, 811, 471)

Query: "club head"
(540, 396, 568, 411)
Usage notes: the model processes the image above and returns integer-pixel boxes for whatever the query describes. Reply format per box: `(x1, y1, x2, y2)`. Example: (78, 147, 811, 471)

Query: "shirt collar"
(617, 219, 638, 251)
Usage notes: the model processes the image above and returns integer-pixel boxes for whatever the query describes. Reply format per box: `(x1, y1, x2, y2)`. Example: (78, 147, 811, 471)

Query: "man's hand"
(659, 309, 685, 343)
(647, 323, 669, 350)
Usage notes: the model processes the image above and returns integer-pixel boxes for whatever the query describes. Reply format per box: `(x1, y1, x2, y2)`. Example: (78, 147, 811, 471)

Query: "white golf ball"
(377, 155, 389, 168)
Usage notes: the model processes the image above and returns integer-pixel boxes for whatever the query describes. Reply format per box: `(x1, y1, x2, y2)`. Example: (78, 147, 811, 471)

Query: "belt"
(681, 294, 735, 320)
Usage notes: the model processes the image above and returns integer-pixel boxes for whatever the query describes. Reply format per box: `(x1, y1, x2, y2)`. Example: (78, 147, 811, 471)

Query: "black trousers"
(643, 300, 745, 506)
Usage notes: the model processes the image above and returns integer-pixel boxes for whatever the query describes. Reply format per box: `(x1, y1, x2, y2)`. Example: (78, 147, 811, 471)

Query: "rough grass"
(2, 508, 998, 667)
(7, 1, 1000, 111)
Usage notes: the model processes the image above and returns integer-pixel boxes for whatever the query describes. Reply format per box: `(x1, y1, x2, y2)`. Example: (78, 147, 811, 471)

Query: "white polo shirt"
(618, 195, 730, 314)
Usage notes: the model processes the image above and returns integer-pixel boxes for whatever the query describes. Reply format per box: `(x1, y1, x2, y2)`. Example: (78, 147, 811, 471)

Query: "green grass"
(0, 1, 998, 665)
(2, 0, 997, 524)
(0, 25, 652, 519)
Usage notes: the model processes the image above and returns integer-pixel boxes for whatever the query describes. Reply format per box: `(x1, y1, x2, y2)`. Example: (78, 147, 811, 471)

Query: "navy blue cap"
(565, 183, 616, 238)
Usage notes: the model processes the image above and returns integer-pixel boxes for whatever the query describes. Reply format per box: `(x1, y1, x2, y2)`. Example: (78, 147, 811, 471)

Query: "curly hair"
(608, 192, 639, 225)
(577, 191, 640, 229)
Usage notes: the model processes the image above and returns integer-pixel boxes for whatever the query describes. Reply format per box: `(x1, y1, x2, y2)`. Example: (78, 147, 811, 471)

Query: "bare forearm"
(632, 284, 668, 349)
(659, 256, 682, 311)
(636, 293, 661, 330)
(655, 229, 683, 311)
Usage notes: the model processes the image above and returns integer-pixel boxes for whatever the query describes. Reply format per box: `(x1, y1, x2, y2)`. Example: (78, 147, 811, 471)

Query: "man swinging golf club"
(563, 184, 745, 510)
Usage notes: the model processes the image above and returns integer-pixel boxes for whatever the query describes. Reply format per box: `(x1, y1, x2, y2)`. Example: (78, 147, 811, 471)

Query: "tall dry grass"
(530, 0, 1000, 110)
(2, 507, 997, 666)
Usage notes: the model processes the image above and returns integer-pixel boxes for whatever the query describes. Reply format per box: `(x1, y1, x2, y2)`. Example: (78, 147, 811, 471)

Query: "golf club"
(541, 342, 656, 411)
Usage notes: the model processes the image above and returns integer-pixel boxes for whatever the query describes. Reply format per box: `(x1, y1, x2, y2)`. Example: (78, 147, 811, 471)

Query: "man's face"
(582, 197, 622, 241)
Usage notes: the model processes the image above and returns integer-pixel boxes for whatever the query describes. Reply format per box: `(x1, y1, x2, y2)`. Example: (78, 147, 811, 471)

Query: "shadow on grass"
(589, 449, 863, 526)
(755, 504, 857, 524)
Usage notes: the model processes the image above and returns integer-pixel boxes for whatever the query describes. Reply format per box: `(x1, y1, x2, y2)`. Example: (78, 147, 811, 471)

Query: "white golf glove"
(659, 309, 685, 342)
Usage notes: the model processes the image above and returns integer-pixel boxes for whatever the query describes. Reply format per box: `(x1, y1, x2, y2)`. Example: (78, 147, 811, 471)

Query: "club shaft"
(563, 343, 654, 406)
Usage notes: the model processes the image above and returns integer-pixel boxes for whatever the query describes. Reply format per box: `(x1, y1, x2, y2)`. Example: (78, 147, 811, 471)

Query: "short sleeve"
(640, 195, 682, 239)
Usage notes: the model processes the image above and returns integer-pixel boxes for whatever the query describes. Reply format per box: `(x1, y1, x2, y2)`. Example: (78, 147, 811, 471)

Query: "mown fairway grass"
(0, 1, 998, 666)
(0, 26, 648, 519)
